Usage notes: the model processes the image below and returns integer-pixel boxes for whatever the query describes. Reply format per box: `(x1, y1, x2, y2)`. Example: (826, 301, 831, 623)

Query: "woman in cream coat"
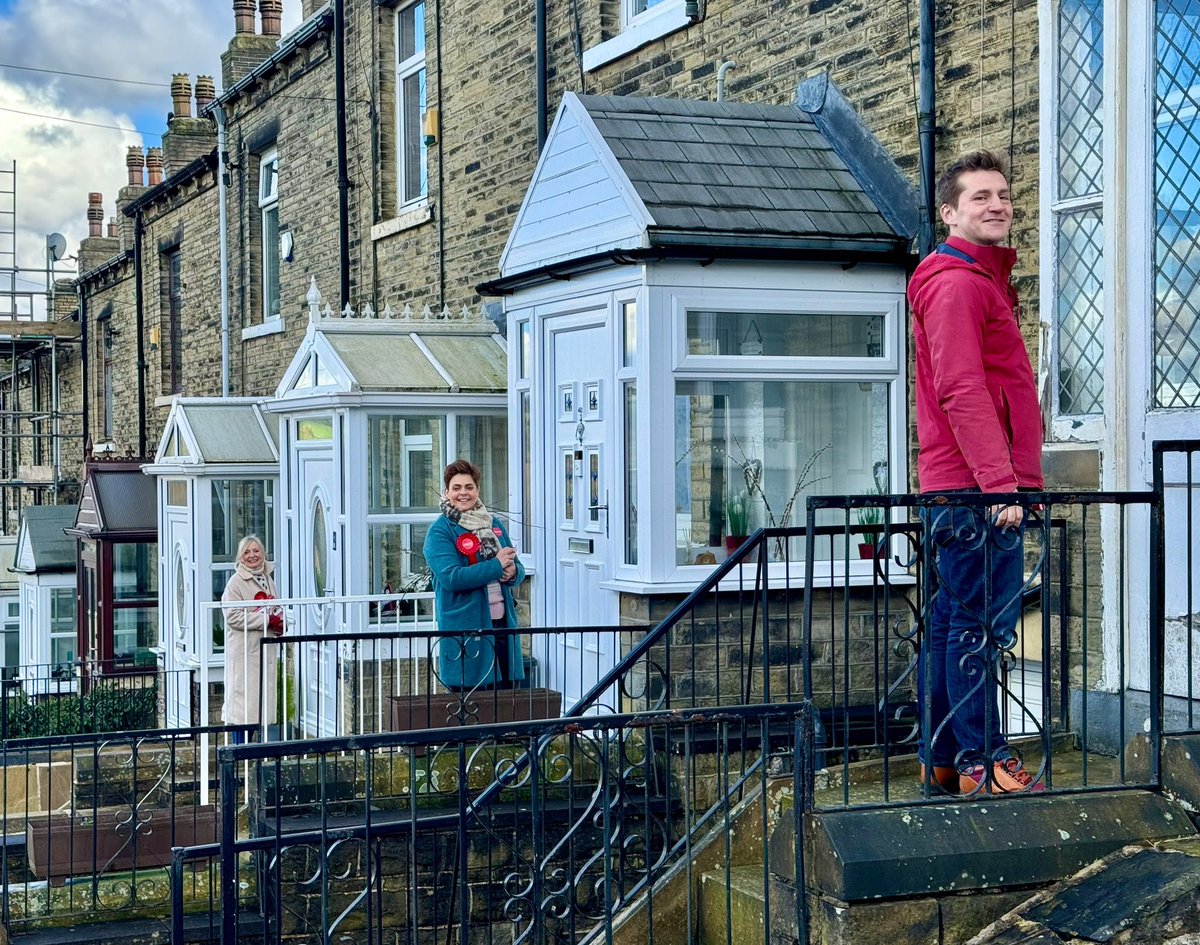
(221, 535, 282, 729)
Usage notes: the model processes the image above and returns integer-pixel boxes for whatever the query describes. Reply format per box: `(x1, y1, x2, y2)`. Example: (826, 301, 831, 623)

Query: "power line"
(0, 106, 161, 139)
(0, 62, 168, 88)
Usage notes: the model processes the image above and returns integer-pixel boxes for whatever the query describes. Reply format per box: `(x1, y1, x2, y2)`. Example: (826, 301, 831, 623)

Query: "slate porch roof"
(69, 462, 156, 538)
(13, 505, 79, 574)
(488, 74, 917, 290)
(577, 92, 902, 244)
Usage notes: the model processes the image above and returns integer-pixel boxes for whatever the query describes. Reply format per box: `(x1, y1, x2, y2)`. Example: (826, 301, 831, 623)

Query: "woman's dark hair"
(443, 458, 482, 490)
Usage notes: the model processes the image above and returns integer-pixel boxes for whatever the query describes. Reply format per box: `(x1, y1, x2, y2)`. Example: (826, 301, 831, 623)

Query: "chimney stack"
(87, 193, 104, 238)
(125, 147, 146, 187)
(170, 74, 192, 119)
(259, 0, 283, 36)
(234, 0, 255, 34)
(107, 217, 119, 239)
(194, 75, 216, 114)
(146, 148, 164, 186)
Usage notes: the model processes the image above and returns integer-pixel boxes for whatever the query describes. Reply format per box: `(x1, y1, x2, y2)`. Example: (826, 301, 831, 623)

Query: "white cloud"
(0, 0, 303, 309)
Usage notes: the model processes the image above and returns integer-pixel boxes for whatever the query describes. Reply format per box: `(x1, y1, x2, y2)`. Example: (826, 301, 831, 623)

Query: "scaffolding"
(0, 160, 82, 535)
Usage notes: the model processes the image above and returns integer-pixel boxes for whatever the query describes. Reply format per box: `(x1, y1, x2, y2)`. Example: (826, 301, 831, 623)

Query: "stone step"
(966, 838, 1200, 944)
(698, 864, 767, 945)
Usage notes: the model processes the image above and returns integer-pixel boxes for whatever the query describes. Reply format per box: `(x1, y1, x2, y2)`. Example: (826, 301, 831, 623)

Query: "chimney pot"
(146, 148, 165, 186)
(170, 74, 192, 119)
(195, 75, 217, 113)
(87, 193, 104, 237)
(259, 0, 283, 36)
(234, 0, 255, 34)
(107, 217, 119, 239)
(125, 146, 146, 186)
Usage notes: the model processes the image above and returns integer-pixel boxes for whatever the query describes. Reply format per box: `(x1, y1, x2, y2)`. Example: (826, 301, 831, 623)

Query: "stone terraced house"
(0, 0, 1197, 941)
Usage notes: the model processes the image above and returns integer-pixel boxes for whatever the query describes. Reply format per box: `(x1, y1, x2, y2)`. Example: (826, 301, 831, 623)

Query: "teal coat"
(423, 515, 526, 688)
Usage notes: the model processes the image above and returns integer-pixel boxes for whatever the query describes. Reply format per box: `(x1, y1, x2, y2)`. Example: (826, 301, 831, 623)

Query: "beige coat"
(221, 562, 279, 727)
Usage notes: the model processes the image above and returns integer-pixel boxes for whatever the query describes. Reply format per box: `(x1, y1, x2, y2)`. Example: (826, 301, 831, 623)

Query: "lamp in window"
(740, 319, 763, 356)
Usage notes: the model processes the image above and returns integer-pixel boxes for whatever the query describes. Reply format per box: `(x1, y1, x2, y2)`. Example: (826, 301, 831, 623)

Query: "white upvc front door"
(543, 311, 619, 710)
(295, 448, 340, 736)
(163, 504, 194, 727)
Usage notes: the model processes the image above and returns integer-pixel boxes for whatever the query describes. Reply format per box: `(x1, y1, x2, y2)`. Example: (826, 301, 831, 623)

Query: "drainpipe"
(77, 283, 89, 447)
(335, 0, 351, 306)
(917, 0, 937, 257)
(213, 104, 231, 398)
(134, 210, 147, 457)
(716, 60, 736, 102)
(536, 0, 547, 150)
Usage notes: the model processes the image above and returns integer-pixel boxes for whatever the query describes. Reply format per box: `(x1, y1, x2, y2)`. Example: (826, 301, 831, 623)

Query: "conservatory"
(261, 282, 510, 735)
(142, 398, 279, 728)
(482, 79, 918, 702)
(12, 505, 78, 688)
(66, 461, 158, 674)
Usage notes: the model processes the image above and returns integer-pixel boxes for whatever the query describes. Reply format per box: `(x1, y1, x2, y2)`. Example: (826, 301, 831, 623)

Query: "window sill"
(372, 201, 433, 241)
(600, 564, 915, 595)
(582, 3, 692, 71)
(242, 318, 284, 341)
(154, 394, 179, 409)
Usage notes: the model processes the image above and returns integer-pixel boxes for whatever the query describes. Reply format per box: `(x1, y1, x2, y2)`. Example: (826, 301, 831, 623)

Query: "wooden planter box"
(387, 688, 563, 733)
(25, 804, 219, 883)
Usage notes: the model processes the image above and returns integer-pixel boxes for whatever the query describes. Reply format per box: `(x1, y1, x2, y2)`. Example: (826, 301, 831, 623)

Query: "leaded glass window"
(1155, 0, 1200, 408)
(1054, 0, 1105, 418)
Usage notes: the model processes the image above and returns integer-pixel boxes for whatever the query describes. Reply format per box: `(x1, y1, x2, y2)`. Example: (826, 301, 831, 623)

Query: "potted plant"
(855, 503, 885, 559)
(724, 489, 749, 555)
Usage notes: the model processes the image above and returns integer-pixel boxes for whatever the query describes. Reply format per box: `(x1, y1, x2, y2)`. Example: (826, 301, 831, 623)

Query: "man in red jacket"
(908, 150, 1045, 795)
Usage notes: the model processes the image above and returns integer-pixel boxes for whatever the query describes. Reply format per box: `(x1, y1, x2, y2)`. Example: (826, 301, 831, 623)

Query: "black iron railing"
(0, 723, 254, 935)
(1155, 440, 1200, 738)
(256, 624, 650, 740)
(170, 703, 812, 945)
(803, 489, 1160, 804)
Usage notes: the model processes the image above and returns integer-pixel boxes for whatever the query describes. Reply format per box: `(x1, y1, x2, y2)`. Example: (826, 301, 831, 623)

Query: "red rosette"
(253, 591, 271, 601)
(456, 532, 480, 564)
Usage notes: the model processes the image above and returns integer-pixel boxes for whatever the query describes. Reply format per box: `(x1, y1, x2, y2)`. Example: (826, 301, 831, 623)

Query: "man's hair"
(443, 458, 482, 490)
(935, 150, 1010, 211)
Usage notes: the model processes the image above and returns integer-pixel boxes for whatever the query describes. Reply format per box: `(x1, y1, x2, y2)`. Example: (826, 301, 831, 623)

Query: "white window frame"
(582, 0, 691, 72)
(656, 285, 908, 586)
(395, 1, 428, 210)
(49, 585, 76, 673)
(1039, 0, 1106, 443)
(258, 148, 281, 326)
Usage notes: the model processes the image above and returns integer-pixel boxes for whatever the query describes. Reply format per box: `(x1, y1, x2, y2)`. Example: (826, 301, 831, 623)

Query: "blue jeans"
(918, 504, 1025, 769)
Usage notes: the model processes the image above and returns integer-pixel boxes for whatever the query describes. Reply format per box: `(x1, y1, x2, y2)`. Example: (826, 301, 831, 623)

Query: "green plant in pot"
(724, 489, 750, 555)
(855, 503, 885, 558)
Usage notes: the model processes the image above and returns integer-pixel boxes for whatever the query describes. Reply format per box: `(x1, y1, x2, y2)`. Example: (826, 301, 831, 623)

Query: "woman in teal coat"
(423, 459, 526, 689)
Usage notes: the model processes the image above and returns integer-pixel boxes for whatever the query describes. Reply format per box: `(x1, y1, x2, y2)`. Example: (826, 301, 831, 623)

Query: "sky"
(0, 0, 302, 310)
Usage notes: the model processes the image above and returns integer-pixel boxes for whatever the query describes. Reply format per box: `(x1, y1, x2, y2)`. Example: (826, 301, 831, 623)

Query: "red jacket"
(908, 236, 1044, 493)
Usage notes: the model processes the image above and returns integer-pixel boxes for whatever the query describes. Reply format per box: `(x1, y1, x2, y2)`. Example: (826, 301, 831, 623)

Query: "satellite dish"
(46, 233, 67, 262)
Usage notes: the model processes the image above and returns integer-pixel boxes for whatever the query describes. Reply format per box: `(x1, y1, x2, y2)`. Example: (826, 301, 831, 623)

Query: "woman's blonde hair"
(236, 535, 265, 563)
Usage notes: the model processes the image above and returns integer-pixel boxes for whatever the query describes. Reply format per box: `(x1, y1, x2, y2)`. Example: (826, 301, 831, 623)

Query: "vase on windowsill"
(857, 542, 878, 560)
(725, 535, 748, 556)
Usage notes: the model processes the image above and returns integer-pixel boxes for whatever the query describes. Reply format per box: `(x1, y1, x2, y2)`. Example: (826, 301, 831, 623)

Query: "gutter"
(76, 249, 133, 287)
(917, 0, 936, 257)
(205, 7, 335, 114)
(536, 0, 548, 150)
(335, 0, 350, 306)
(77, 283, 88, 444)
(478, 239, 915, 296)
(133, 211, 147, 457)
(213, 105, 232, 397)
(123, 152, 218, 217)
